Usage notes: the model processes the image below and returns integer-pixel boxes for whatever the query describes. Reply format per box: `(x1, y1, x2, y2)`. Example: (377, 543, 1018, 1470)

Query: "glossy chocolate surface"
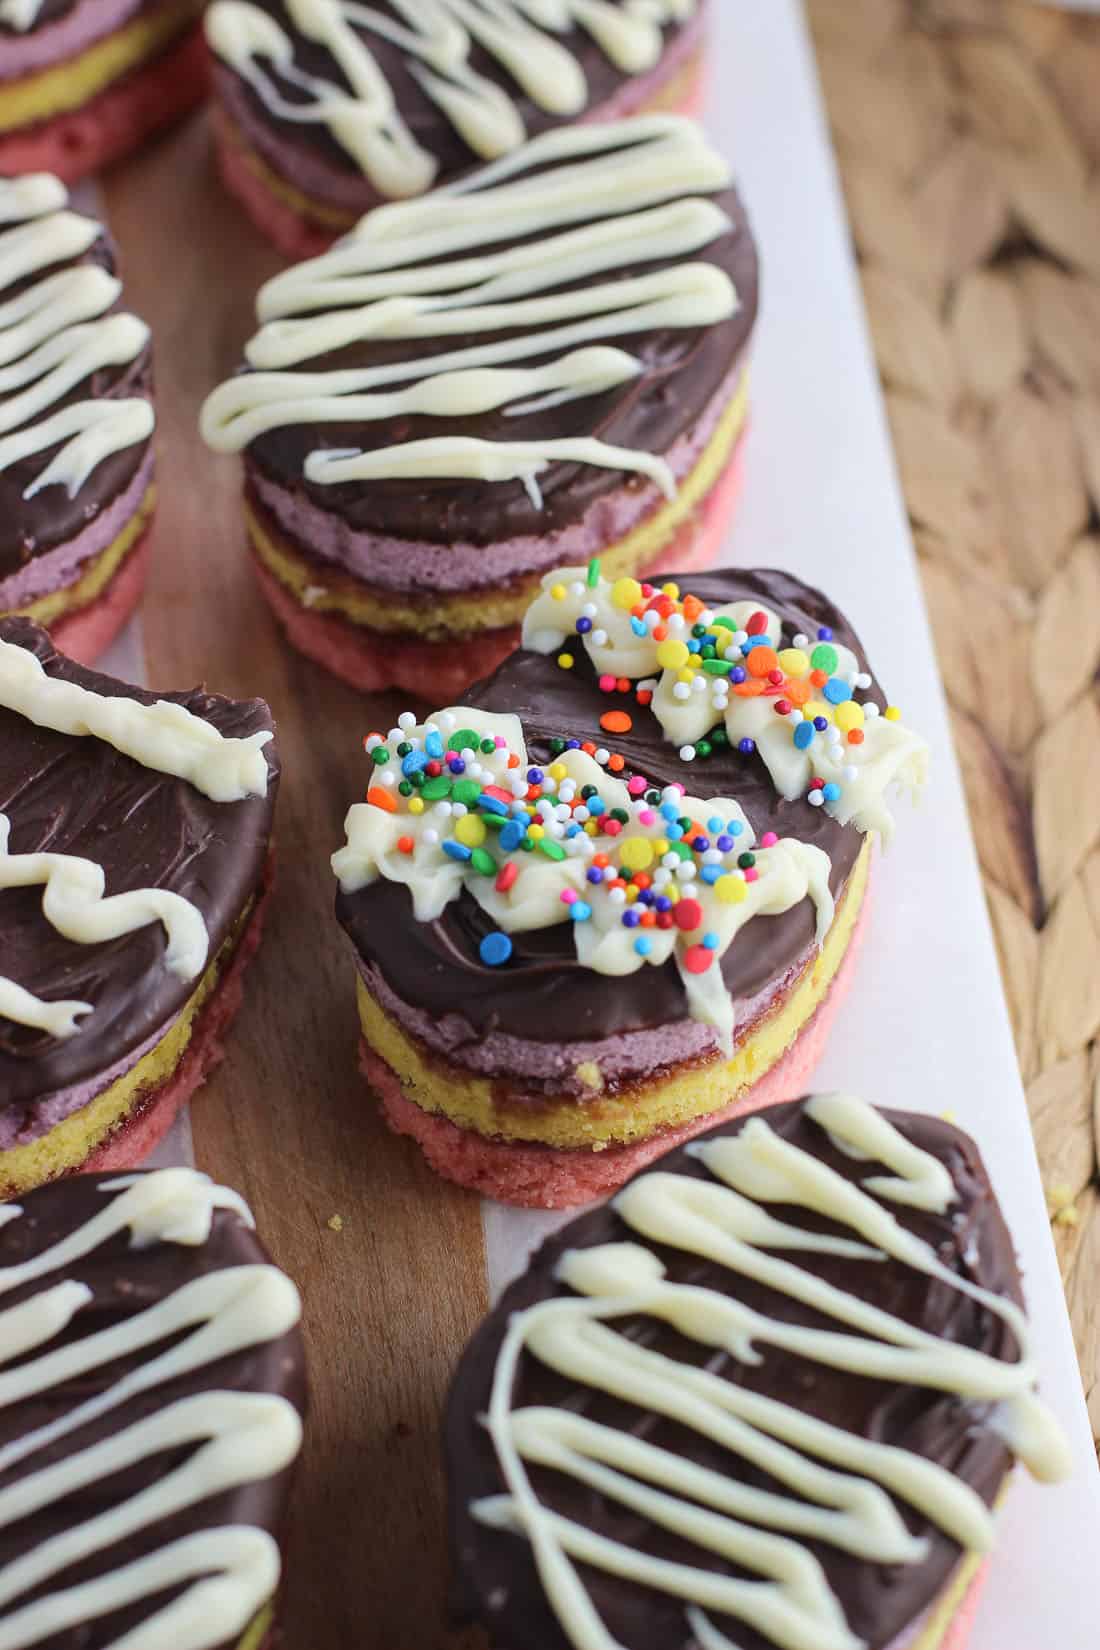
(0, 1170, 307, 1650)
(446, 1099, 1022, 1650)
(0, 211, 152, 578)
(337, 570, 878, 1045)
(0, 618, 278, 1107)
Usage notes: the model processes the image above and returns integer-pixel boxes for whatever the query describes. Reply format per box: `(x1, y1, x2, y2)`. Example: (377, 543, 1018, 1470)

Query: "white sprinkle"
(662, 852, 680, 870)
(423, 829, 439, 846)
(570, 581, 585, 597)
(702, 848, 722, 865)
(675, 861, 695, 880)
(691, 675, 707, 694)
(582, 602, 597, 618)
(855, 672, 872, 689)
(398, 712, 416, 731)
(678, 745, 696, 762)
(452, 802, 468, 818)
(808, 789, 824, 808)
(865, 702, 880, 719)
(667, 613, 687, 635)
(638, 678, 658, 693)
(672, 683, 691, 701)
(652, 867, 672, 888)
(680, 881, 699, 898)
(644, 610, 660, 631)
(435, 801, 453, 817)
(733, 629, 748, 647)
(789, 709, 803, 723)
(792, 633, 808, 649)
(595, 749, 610, 765)
(380, 771, 397, 788)
(699, 609, 714, 625)
(608, 886, 627, 905)
(574, 806, 590, 823)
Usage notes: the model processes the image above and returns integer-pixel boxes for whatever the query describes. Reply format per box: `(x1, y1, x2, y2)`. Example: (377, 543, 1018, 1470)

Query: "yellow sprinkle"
(656, 638, 689, 671)
(557, 653, 575, 671)
(625, 884, 640, 901)
(804, 700, 829, 724)
(778, 647, 810, 678)
(835, 701, 864, 733)
(884, 705, 902, 722)
(455, 815, 487, 848)
(677, 667, 695, 685)
(528, 822, 545, 840)
(611, 576, 643, 610)
(584, 819, 599, 835)
(550, 583, 567, 601)
(620, 837, 654, 871)
(662, 582, 680, 599)
(549, 763, 568, 781)
(715, 874, 748, 904)
(654, 839, 669, 857)
(408, 796, 425, 815)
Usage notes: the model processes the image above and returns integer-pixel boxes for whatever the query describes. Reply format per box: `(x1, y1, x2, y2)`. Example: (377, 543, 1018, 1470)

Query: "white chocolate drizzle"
(524, 565, 929, 843)
(332, 704, 832, 1055)
(0, 1169, 303, 1650)
(201, 116, 736, 506)
(477, 1093, 1071, 1650)
(206, 0, 698, 194)
(0, 634, 272, 803)
(0, 0, 43, 32)
(0, 174, 154, 502)
(0, 812, 208, 1040)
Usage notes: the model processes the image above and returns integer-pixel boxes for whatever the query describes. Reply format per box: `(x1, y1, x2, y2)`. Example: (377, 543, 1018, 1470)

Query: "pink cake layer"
(79, 865, 271, 1176)
(0, 0, 142, 81)
(251, 435, 743, 698)
(251, 359, 744, 598)
(0, 20, 207, 184)
(360, 867, 869, 1209)
(45, 525, 151, 668)
(213, 8, 709, 259)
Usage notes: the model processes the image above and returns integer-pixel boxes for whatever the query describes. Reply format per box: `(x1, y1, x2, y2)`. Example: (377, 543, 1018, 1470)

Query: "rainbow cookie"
(332, 568, 928, 1209)
(205, 0, 710, 258)
(0, 0, 207, 182)
(0, 175, 156, 666)
(446, 1092, 1071, 1650)
(0, 1166, 306, 1650)
(202, 118, 757, 701)
(0, 617, 278, 1199)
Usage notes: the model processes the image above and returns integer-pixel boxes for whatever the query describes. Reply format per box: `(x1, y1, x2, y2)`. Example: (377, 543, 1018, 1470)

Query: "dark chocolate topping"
(227, 0, 704, 191)
(242, 147, 757, 545)
(336, 570, 877, 1045)
(446, 1098, 1024, 1650)
(0, 202, 152, 581)
(0, 1170, 306, 1650)
(0, 618, 279, 1108)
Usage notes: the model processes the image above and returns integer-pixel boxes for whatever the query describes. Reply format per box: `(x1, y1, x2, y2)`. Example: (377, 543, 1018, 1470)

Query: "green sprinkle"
(447, 728, 481, 753)
(536, 837, 567, 862)
(549, 738, 566, 756)
(712, 616, 736, 632)
(691, 623, 707, 639)
(480, 737, 496, 754)
(671, 841, 693, 861)
(398, 780, 413, 797)
(452, 779, 482, 806)
(811, 643, 839, 674)
(711, 726, 729, 748)
(738, 852, 756, 869)
(482, 813, 507, 831)
(702, 658, 733, 676)
(586, 557, 602, 588)
(520, 836, 535, 852)
(695, 740, 712, 758)
(396, 741, 412, 757)
(370, 746, 390, 766)
(471, 848, 497, 876)
(610, 808, 629, 824)
(421, 775, 453, 801)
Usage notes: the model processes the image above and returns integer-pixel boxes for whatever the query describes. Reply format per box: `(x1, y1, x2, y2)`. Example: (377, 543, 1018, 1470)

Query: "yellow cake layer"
(6, 482, 156, 628)
(916, 1549, 984, 1650)
(237, 1602, 275, 1650)
(357, 838, 870, 1152)
(0, 901, 250, 1199)
(0, 0, 200, 133)
(247, 372, 749, 642)
(217, 105, 360, 235)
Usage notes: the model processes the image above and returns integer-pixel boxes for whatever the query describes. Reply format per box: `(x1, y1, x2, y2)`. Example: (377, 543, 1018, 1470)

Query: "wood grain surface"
(102, 120, 489, 1650)
(807, 0, 1100, 1451)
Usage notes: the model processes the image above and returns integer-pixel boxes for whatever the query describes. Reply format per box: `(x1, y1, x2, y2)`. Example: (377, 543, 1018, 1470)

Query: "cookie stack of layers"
(0, 173, 156, 665)
(0, 1167, 307, 1650)
(0, 617, 279, 1198)
(202, 117, 758, 701)
(0, 0, 208, 182)
(206, 0, 711, 257)
(446, 1093, 1071, 1650)
(335, 569, 928, 1208)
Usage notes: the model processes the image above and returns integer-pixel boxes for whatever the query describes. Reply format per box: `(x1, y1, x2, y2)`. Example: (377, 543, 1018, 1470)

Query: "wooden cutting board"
(103, 114, 489, 1650)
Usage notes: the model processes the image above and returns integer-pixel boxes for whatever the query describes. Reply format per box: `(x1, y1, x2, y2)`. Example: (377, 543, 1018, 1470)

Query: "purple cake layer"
(0, 0, 144, 81)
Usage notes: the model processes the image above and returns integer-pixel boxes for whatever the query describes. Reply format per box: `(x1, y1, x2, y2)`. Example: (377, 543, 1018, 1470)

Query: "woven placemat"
(807, 0, 1100, 1447)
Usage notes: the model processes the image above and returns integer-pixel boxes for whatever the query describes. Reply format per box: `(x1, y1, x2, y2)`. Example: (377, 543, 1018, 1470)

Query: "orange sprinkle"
(636, 689, 653, 706)
(641, 910, 658, 928)
(810, 668, 827, 687)
(848, 728, 865, 744)
(633, 873, 652, 890)
(732, 679, 766, 697)
(367, 786, 398, 813)
(581, 741, 597, 755)
(616, 677, 631, 694)
(682, 594, 703, 621)
(607, 753, 625, 773)
(746, 646, 779, 679)
(600, 710, 634, 735)
(526, 785, 542, 800)
(508, 753, 521, 768)
(652, 625, 668, 642)
(593, 853, 611, 868)
(786, 679, 812, 707)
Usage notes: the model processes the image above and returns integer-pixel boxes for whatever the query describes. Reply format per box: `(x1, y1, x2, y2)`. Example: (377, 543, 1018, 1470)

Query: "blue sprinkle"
(691, 834, 709, 852)
(703, 932, 720, 950)
(823, 678, 850, 705)
(443, 840, 472, 863)
(570, 901, 592, 922)
(479, 931, 512, 967)
(449, 758, 466, 775)
(793, 721, 815, 750)
(575, 616, 592, 634)
(817, 626, 834, 641)
(586, 867, 604, 884)
(731, 667, 747, 684)
(707, 816, 724, 833)
(813, 716, 829, 732)
(637, 889, 655, 907)
(716, 834, 734, 852)
(741, 635, 769, 654)
(654, 895, 672, 912)
(500, 820, 525, 852)
(687, 639, 701, 654)
(565, 824, 581, 838)
(666, 824, 683, 842)
(634, 936, 653, 957)
(738, 738, 755, 755)
(822, 782, 842, 803)
(480, 796, 508, 816)
(424, 731, 444, 760)
(588, 796, 606, 816)
(660, 801, 681, 822)
(631, 617, 648, 637)
(622, 908, 642, 929)
(701, 866, 722, 885)
(729, 820, 744, 837)
(401, 750, 427, 776)
(527, 768, 544, 784)
(566, 739, 582, 751)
